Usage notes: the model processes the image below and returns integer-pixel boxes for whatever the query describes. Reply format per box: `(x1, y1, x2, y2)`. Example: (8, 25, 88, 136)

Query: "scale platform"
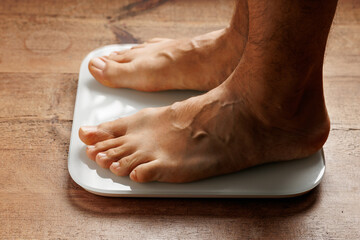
(68, 44, 325, 198)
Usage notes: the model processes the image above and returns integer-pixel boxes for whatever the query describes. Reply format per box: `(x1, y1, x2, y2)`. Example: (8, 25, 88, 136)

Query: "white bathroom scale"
(68, 44, 325, 198)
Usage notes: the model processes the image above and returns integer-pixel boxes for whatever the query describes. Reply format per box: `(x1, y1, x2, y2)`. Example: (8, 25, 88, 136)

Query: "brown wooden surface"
(0, 0, 359, 239)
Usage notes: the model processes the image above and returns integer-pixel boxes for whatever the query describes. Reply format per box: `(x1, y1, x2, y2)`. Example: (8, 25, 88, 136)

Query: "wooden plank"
(0, 18, 359, 76)
(0, 15, 116, 73)
(324, 77, 360, 129)
(326, 25, 360, 57)
(0, 73, 77, 120)
(333, 0, 360, 24)
(0, 0, 162, 19)
(0, 0, 359, 239)
(0, 126, 358, 239)
(324, 24, 360, 77)
(1, 0, 358, 25)
(0, 119, 72, 194)
(0, 0, 358, 76)
(0, 0, 233, 20)
(114, 0, 234, 40)
(0, 0, 233, 74)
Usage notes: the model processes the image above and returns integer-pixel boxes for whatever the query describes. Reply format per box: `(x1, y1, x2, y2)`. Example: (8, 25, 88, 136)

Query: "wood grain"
(0, 0, 359, 239)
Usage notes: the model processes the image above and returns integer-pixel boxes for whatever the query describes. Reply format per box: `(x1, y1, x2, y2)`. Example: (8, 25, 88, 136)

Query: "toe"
(105, 54, 132, 63)
(88, 56, 134, 88)
(129, 160, 162, 183)
(102, 60, 136, 88)
(88, 57, 106, 80)
(79, 118, 127, 145)
(146, 38, 170, 43)
(109, 151, 154, 177)
(110, 49, 131, 56)
(130, 44, 147, 50)
(86, 137, 125, 160)
(89, 57, 106, 70)
(98, 119, 127, 137)
(79, 125, 115, 145)
(95, 144, 134, 168)
(95, 152, 111, 168)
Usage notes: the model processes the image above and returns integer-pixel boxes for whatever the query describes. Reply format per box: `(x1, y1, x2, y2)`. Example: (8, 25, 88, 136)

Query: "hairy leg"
(79, 0, 337, 183)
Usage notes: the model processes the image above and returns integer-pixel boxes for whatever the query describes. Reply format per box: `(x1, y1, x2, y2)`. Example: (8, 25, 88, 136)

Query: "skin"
(79, 0, 337, 183)
(88, 0, 249, 92)
(88, 28, 246, 92)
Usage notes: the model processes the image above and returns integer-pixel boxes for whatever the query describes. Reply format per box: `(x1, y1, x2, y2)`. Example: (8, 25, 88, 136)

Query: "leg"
(88, 1, 248, 91)
(79, 0, 337, 183)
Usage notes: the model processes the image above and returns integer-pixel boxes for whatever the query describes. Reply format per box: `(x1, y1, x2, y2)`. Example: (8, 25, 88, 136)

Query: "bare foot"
(88, 28, 246, 92)
(78, 0, 336, 183)
(79, 51, 330, 183)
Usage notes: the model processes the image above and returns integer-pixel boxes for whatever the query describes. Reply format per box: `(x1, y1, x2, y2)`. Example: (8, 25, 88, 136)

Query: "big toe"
(79, 118, 128, 145)
(88, 57, 105, 80)
(88, 57, 133, 88)
(79, 125, 114, 145)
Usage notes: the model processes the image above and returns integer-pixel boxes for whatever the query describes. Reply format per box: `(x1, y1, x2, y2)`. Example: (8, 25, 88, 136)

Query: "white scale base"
(68, 45, 325, 198)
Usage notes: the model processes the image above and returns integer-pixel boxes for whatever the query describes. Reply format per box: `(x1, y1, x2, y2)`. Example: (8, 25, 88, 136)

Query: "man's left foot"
(88, 28, 245, 92)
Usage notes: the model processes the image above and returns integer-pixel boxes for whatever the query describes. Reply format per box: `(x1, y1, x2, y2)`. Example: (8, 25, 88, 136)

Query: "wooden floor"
(0, 0, 359, 239)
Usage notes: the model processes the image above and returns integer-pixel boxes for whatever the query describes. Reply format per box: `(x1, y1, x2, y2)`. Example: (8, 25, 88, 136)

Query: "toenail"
(87, 145, 95, 151)
(92, 57, 106, 70)
(130, 170, 137, 181)
(111, 162, 120, 168)
(97, 152, 107, 159)
(80, 126, 96, 134)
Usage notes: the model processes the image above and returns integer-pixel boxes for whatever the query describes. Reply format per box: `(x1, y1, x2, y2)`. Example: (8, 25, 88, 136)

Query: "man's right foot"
(88, 28, 246, 92)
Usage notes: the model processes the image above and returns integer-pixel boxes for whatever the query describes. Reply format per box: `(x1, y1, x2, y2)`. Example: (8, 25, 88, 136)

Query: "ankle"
(224, 55, 329, 143)
(224, 26, 247, 54)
